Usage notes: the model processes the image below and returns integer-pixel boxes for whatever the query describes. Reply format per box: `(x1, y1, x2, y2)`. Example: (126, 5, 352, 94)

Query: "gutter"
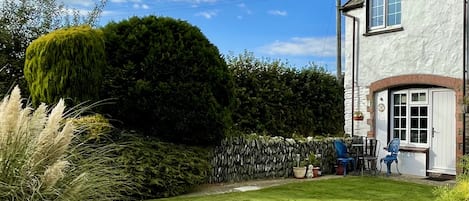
(464, 0, 467, 154)
(337, 0, 342, 81)
(342, 12, 358, 137)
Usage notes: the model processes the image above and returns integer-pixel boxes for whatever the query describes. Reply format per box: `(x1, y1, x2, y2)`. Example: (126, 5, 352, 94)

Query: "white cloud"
(268, 10, 287, 16)
(236, 2, 252, 19)
(195, 10, 218, 19)
(133, 3, 150, 9)
(260, 36, 338, 57)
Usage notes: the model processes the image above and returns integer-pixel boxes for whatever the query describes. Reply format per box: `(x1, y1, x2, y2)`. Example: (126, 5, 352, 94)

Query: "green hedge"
(228, 52, 344, 138)
(101, 16, 234, 146)
(115, 132, 211, 199)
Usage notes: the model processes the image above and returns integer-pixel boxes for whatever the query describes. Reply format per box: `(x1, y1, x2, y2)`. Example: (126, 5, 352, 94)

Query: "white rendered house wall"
(343, 0, 464, 136)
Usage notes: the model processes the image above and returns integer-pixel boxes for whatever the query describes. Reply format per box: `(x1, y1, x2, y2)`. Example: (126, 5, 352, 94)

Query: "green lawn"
(153, 176, 437, 201)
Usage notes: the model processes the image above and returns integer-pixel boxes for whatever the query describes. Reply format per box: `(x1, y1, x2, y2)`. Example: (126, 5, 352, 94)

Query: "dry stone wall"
(209, 135, 341, 183)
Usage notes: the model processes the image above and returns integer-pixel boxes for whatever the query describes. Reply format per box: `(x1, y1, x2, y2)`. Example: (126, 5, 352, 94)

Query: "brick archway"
(369, 74, 462, 93)
(367, 74, 463, 159)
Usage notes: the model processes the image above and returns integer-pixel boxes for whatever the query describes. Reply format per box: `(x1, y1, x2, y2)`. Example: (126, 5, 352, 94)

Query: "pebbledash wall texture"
(343, 0, 464, 136)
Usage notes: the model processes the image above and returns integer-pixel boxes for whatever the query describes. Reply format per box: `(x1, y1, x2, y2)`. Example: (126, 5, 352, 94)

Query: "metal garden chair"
(380, 138, 401, 176)
(358, 138, 380, 175)
(334, 140, 355, 176)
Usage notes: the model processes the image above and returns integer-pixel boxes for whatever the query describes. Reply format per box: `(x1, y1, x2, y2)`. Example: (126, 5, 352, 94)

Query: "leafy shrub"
(0, 86, 133, 200)
(72, 113, 113, 141)
(115, 132, 211, 199)
(24, 25, 105, 106)
(227, 52, 344, 137)
(101, 16, 234, 146)
(434, 155, 469, 201)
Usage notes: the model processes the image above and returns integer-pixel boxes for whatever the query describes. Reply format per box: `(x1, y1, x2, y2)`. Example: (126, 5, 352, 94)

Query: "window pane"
(420, 130, 428, 143)
(411, 107, 418, 116)
(394, 94, 400, 104)
(420, 107, 428, 116)
(420, 118, 427, 129)
(401, 106, 406, 115)
(389, 4, 395, 13)
(371, 0, 385, 27)
(379, 0, 384, 6)
(394, 118, 400, 127)
(395, 13, 401, 24)
(393, 130, 399, 138)
(411, 93, 419, 101)
(377, 7, 383, 16)
(387, 0, 401, 26)
(419, 93, 426, 101)
(377, 16, 384, 26)
(411, 118, 418, 128)
(401, 118, 406, 128)
(401, 94, 407, 104)
(401, 130, 406, 140)
(388, 16, 396, 27)
(394, 106, 400, 116)
(411, 130, 418, 142)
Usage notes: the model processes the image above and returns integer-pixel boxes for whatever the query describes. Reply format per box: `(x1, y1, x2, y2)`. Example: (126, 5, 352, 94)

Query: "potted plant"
(353, 111, 364, 121)
(309, 153, 321, 177)
(293, 154, 307, 179)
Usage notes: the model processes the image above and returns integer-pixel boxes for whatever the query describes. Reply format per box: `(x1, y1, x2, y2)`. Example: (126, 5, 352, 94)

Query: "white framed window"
(391, 89, 429, 146)
(369, 0, 401, 29)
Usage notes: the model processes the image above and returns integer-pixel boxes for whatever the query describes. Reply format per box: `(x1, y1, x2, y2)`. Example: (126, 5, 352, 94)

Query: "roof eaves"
(341, 0, 364, 12)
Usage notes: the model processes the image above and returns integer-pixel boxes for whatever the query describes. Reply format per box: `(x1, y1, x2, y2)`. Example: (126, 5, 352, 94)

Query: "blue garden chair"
(334, 140, 355, 176)
(380, 138, 401, 176)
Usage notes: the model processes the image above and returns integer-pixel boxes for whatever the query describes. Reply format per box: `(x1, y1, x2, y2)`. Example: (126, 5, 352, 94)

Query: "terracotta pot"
(313, 167, 320, 177)
(335, 165, 344, 175)
(293, 167, 307, 179)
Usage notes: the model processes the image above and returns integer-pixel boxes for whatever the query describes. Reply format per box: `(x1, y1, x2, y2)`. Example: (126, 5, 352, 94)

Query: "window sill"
(384, 146, 428, 153)
(364, 27, 404, 36)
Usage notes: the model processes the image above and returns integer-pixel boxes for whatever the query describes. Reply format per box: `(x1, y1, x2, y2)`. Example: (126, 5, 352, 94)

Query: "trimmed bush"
(24, 25, 105, 106)
(227, 52, 344, 137)
(101, 16, 234, 146)
(115, 132, 211, 199)
(0, 86, 133, 200)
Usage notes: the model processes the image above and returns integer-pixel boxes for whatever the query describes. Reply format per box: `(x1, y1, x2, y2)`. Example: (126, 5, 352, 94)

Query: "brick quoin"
(366, 74, 463, 159)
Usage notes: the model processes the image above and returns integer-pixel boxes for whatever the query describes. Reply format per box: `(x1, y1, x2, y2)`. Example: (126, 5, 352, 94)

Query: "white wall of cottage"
(343, 0, 464, 136)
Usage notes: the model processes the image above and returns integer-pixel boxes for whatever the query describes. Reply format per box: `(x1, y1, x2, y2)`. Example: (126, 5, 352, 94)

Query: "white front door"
(430, 90, 456, 175)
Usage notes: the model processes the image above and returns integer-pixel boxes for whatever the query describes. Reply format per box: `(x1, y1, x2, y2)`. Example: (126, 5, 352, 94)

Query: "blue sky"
(64, 0, 345, 72)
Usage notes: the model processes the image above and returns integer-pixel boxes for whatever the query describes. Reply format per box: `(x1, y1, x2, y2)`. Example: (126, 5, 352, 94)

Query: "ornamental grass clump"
(0, 86, 132, 200)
